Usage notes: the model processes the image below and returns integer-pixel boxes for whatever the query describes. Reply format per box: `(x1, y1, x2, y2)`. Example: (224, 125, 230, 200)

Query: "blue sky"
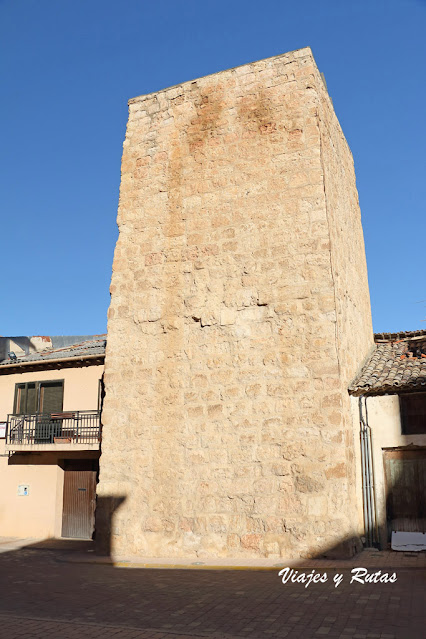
(1, 0, 425, 336)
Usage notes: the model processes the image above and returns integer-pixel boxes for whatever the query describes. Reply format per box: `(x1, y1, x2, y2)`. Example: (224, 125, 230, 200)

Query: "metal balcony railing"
(6, 410, 101, 445)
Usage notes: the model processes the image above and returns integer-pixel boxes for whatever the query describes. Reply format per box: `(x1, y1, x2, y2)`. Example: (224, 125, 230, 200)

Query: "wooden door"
(62, 466, 96, 539)
(384, 449, 426, 537)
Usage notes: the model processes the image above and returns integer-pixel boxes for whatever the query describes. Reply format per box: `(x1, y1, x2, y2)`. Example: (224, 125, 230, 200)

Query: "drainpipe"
(359, 396, 379, 548)
(359, 397, 370, 545)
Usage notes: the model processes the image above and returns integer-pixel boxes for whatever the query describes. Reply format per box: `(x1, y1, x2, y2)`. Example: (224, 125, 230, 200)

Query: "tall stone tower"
(97, 47, 374, 560)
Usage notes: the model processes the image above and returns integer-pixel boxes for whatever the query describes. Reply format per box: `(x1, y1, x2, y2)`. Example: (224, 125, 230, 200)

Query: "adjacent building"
(0, 336, 105, 539)
(349, 330, 426, 550)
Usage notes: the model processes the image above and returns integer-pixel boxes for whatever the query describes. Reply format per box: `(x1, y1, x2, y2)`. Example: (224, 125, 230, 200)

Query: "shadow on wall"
(92, 444, 425, 561)
(4, 445, 419, 560)
(0, 337, 38, 360)
(94, 495, 126, 557)
(91, 501, 369, 562)
(3, 429, 421, 561)
(92, 491, 365, 561)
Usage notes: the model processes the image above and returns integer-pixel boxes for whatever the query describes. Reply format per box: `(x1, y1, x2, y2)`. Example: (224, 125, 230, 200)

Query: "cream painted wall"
(0, 362, 103, 540)
(351, 394, 426, 549)
(0, 363, 104, 421)
(0, 441, 64, 538)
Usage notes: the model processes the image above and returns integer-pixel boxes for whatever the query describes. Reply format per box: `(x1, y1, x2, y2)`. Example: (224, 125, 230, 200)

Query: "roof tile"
(0, 337, 106, 368)
(349, 331, 426, 395)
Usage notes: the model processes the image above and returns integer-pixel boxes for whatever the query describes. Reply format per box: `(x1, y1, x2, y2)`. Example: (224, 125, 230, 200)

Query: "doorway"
(61, 459, 97, 539)
(383, 448, 426, 539)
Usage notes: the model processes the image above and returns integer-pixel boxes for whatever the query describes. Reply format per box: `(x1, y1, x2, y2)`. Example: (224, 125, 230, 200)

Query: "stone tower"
(97, 47, 374, 560)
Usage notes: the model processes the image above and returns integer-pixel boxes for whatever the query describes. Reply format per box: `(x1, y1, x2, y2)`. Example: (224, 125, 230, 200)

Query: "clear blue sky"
(1, 0, 425, 336)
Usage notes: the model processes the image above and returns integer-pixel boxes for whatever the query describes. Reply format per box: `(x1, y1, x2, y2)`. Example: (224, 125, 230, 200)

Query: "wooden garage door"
(62, 467, 96, 539)
(384, 449, 426, 536)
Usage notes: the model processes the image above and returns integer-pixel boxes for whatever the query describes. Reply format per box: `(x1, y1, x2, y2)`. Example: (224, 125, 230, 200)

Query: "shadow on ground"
(0, 533, 425, 639)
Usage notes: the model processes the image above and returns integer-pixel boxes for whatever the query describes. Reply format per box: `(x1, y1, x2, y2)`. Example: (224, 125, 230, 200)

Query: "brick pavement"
(0, 545, 424, 639)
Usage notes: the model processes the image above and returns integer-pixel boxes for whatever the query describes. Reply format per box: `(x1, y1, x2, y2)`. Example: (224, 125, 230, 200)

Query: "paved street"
(0, 543, 425, 639)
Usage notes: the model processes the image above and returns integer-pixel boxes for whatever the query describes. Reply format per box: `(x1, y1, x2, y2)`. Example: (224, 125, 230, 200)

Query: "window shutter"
(14, 384, 25, 414)
(39, 381, 64, 414)
(26, 383, 37, 414)
(400, 393, 426, 435)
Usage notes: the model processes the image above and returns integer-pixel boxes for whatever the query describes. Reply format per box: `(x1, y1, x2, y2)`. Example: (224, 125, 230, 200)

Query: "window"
(13, 380, 64, 415)
(400, 393, 426, 435)
(14, 382, 37, 414)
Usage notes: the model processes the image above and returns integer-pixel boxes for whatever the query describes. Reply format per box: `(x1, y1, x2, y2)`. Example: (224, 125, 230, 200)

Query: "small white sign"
(17, 485, 29, 496)
(0, 423, 6, 438)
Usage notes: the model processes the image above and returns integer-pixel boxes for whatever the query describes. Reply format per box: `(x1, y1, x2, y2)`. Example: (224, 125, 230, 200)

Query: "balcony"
(5, 410, 101, 452)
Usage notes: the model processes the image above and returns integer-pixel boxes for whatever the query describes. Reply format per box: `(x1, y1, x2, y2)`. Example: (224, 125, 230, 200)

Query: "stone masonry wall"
(315, 77, 374, 536)
(97, 47, 374, 560)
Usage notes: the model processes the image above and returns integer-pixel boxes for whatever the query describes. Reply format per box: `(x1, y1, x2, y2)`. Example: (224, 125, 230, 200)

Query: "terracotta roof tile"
(349, 330, 426, 396)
